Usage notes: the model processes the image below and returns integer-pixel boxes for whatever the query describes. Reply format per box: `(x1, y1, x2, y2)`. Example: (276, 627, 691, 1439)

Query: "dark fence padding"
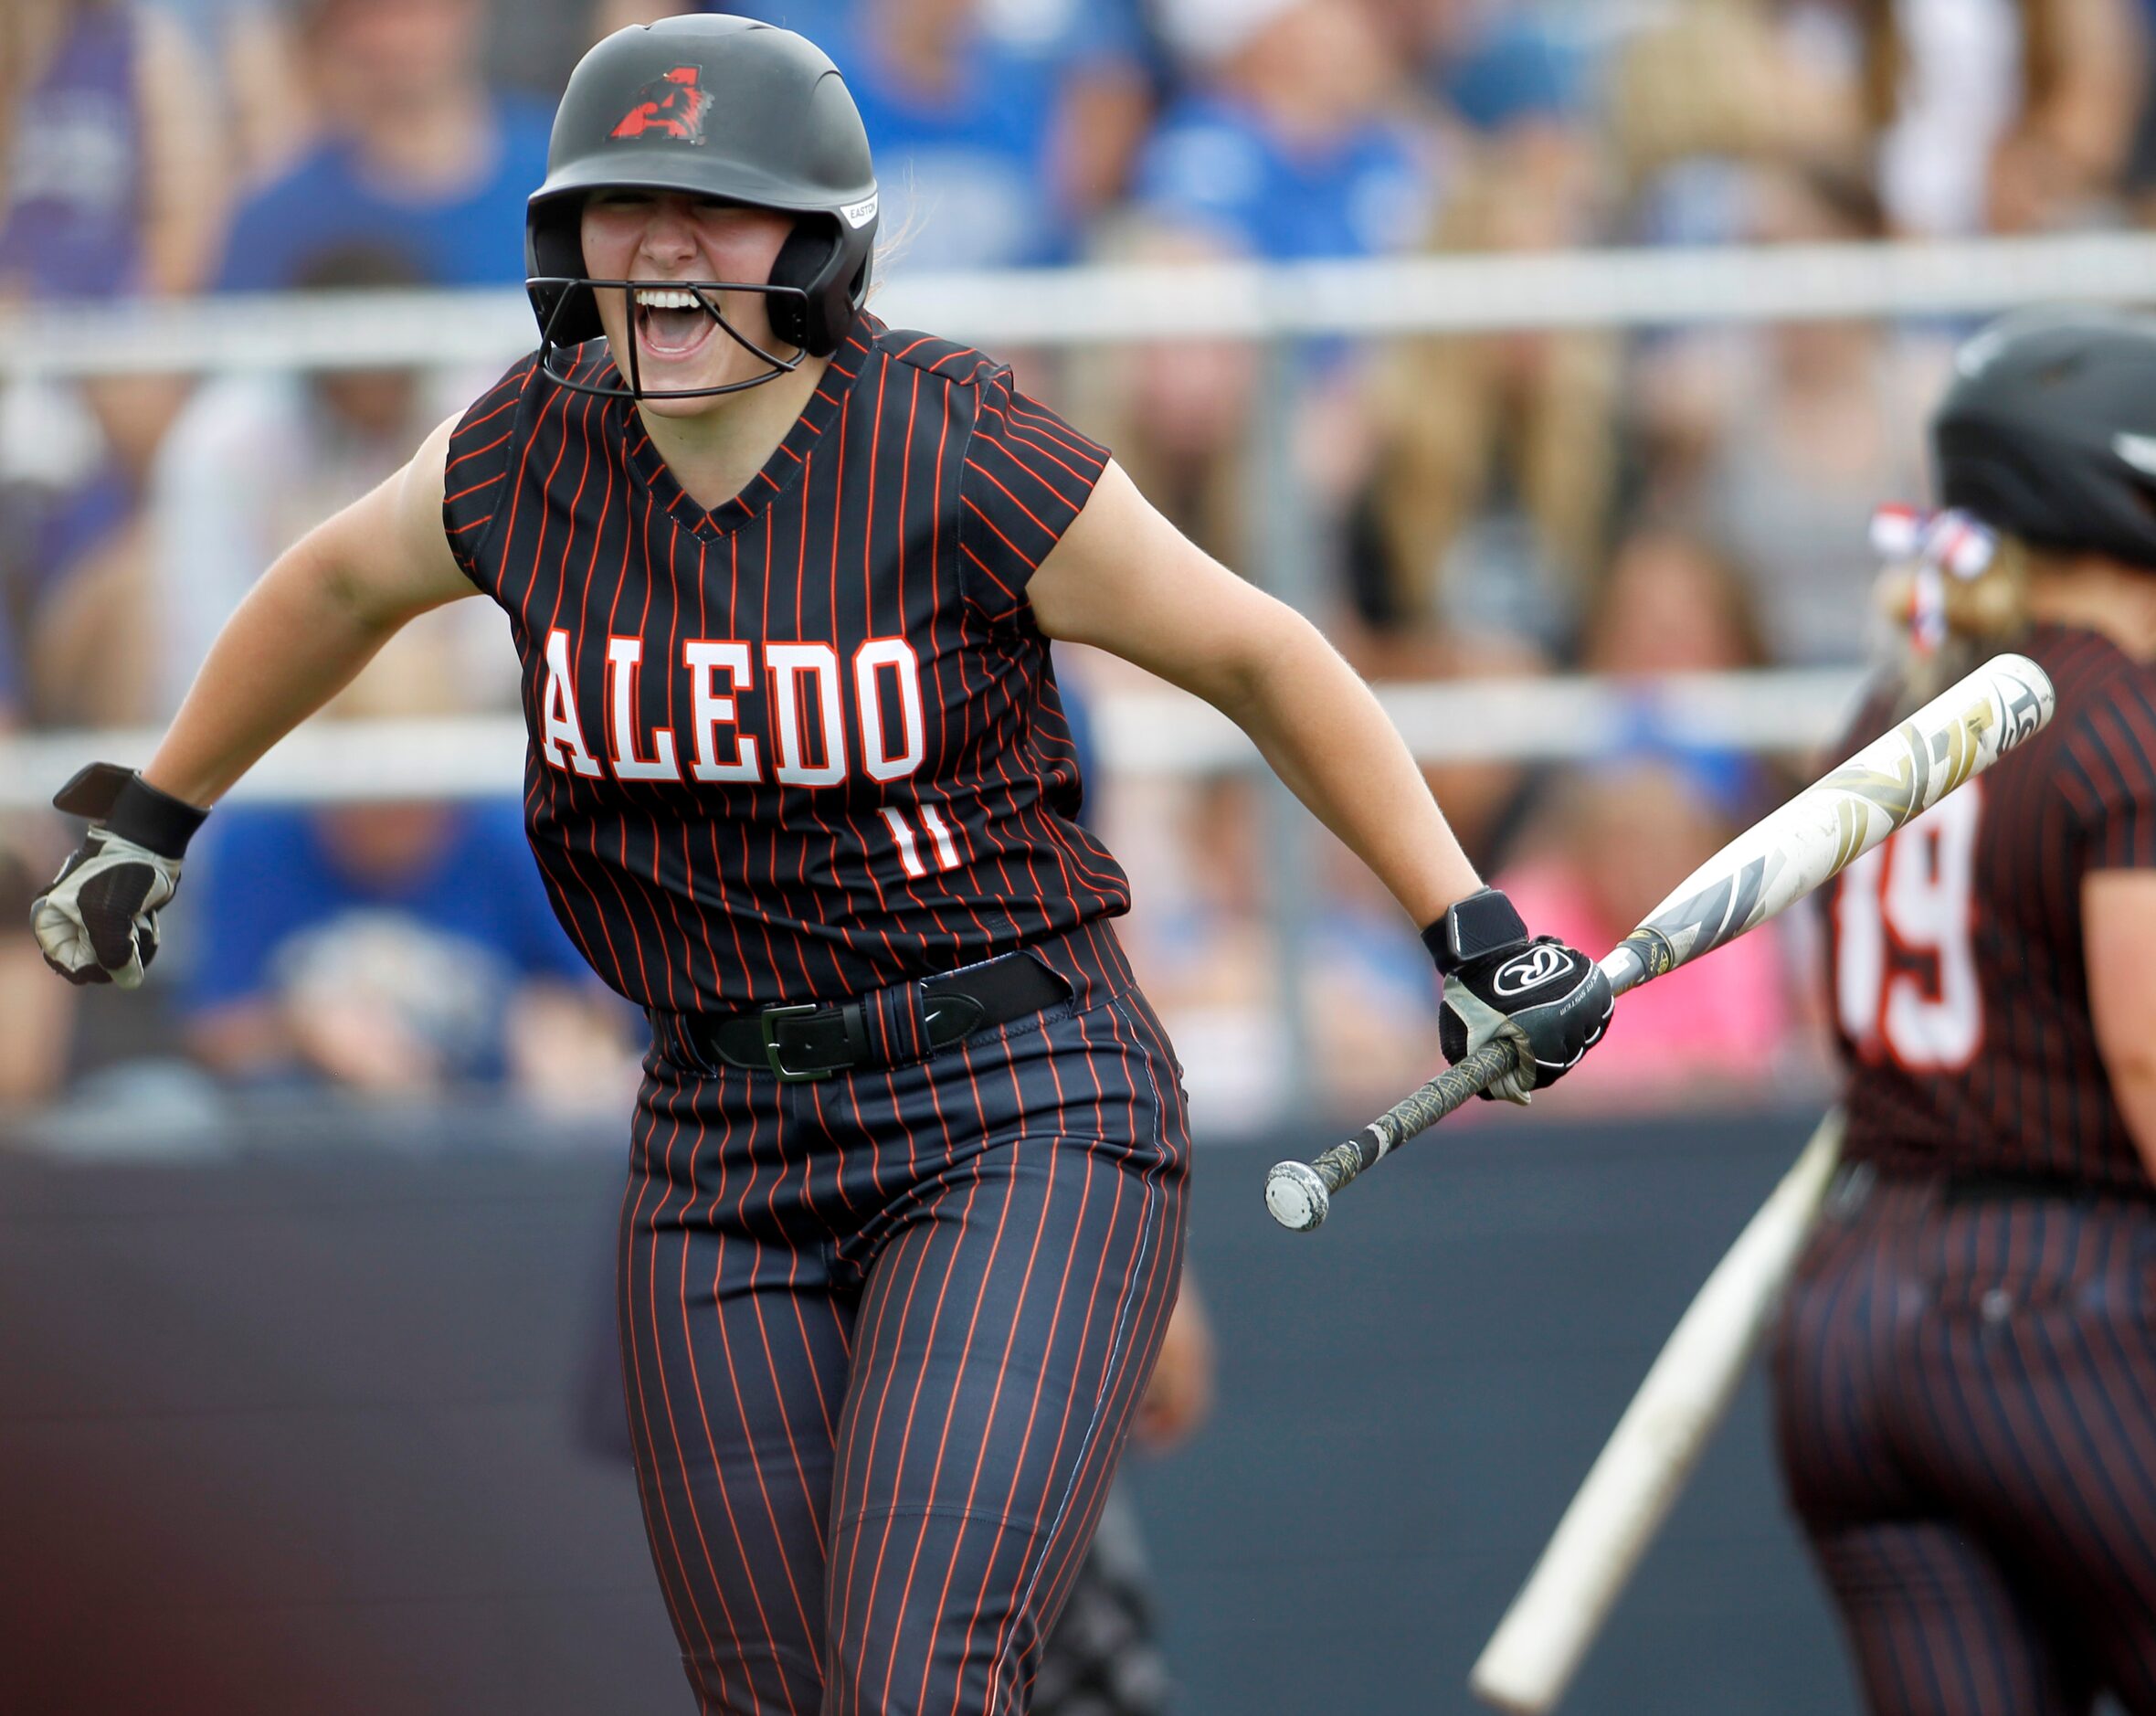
(0, 1103, 1852, 1715)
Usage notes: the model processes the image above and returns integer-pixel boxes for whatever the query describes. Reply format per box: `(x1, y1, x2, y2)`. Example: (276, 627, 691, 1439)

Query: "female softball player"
(30, 16, 1612, 1712)
(1773, 309, 2156, 1716)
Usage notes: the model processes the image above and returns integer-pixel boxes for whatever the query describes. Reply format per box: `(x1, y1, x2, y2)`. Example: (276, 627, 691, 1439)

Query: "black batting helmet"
(1933, 306, 2156, 571)
(525, 15, 879, 398)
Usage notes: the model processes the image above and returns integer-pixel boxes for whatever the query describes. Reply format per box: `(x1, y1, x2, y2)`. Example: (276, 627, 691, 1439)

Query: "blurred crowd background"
(5, 0, 2152, 1128)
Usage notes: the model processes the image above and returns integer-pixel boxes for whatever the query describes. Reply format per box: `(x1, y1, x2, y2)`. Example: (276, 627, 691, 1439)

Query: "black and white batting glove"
(30, 763, 207, 990)
(1426, 886, 1613, 1105)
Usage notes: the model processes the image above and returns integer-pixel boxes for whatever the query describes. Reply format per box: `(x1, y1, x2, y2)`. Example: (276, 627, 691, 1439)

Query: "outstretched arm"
(1027, 460, 1479, 926)
(32, 416, 478, 989)
(1028, 460, 1611, 1099)
(143, 413, 474, 807)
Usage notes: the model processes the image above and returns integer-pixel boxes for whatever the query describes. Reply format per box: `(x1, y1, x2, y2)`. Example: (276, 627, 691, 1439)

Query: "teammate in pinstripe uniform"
(1772, 309, 2156, 1716)
(28, 16, 1614, 1712)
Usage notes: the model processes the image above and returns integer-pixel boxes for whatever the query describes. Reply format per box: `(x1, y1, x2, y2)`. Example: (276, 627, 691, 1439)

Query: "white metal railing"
(0, 233, 1948, 1113)
(0, 669, 1865, 811)
(4, 233, 2155, 376)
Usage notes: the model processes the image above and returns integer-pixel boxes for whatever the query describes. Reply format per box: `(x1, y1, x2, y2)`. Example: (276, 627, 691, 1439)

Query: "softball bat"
(1264, 651, 2054, 1233)
(1467, 1109, 1846, 1713)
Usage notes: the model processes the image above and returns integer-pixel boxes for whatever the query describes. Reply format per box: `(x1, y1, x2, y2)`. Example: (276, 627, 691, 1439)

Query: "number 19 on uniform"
(1834, 782, 1983, 1070)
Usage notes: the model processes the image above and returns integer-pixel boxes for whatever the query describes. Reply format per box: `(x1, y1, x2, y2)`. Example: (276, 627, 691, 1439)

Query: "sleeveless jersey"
(440, 313, 1130, 1011)
(1820, 624, 2156, 1192)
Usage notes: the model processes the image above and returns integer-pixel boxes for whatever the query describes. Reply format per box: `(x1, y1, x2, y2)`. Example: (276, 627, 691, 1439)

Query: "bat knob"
(1265, 1160, 1329, 1232)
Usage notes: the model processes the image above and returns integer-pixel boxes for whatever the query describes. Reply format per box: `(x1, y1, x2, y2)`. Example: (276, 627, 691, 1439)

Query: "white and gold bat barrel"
(1263, 652, 2056, 1234)
(1468, 1111, 1846, 1714)
(1595, 651, 2054, 997)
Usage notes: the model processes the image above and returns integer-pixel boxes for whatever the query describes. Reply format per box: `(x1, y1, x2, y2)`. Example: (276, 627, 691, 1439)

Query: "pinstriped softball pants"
(618, 928, 1189, 1716)
(1771, 1174, 2156, 1716)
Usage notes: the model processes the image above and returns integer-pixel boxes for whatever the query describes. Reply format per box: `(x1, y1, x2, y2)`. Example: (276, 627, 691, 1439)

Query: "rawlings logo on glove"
(29, 763, 207, 990)
(1424, 887, 1613, 1104)
(1490, 942, 1574, 998)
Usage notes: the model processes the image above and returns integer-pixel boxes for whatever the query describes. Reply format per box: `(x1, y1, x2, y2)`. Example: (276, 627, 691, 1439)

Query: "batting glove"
(31, 763, 207, 990)
(1426, 887, 1612, 1104)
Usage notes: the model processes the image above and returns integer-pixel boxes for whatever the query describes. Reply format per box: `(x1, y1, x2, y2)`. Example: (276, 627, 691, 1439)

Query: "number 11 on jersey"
(882, 805, 962, 879)
(1834, 781, 1984, 1070)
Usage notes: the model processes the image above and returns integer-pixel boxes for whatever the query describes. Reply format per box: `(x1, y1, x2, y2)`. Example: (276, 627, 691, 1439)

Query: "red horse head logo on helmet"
(610, 66, 713, 143)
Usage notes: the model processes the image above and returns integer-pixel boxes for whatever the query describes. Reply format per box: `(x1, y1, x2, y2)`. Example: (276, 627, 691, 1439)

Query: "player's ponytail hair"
(1871, 505, 2032, 715)
(864, 176, 928, 300)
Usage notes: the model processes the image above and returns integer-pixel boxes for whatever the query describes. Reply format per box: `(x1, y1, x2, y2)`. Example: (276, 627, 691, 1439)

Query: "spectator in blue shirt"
(1425, 5, 1590, 139)
(184, 796, 630, 1102)
(854, 0, 1159, 253)
(1135, 0, 1432, 261)
(216, 0, 553, 290)
(602, 0, 1157, 266)
(0, 592, 17, 723)
(1087, 0, 1432, 574)
(4, 1, 226, 734)
(1, 0, 229, 301)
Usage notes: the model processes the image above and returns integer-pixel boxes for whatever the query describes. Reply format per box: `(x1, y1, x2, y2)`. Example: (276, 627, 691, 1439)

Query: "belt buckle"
(760, 1003, 834, 1083)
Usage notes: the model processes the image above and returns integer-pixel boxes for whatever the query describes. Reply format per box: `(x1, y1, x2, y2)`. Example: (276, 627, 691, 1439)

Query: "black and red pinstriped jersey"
(439, 312, 1130, 1011)
(1820, 623, 2156, 1192)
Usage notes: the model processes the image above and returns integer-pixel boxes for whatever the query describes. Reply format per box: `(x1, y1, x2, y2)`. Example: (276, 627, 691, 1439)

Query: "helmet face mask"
(526, 17, 878, 403)
(531, 270, 811, 403)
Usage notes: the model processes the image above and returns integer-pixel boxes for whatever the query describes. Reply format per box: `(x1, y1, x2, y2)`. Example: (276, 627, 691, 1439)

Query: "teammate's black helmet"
(525, 15, 878, 397)
(1933, 306, 2156, 571)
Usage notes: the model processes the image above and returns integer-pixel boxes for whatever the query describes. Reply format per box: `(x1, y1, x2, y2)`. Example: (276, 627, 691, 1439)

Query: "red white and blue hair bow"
(1870, 504, 1996, 653)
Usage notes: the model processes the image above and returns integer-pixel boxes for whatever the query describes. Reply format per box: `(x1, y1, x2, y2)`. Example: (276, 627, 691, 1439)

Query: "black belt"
(1938, 1167, 2156, 1207)
(670, 950, 1072, 1082)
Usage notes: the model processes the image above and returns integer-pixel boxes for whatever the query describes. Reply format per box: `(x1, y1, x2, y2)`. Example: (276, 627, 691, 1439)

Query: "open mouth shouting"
(537, 270, 807, 399)
(633, 283, 720, 361)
